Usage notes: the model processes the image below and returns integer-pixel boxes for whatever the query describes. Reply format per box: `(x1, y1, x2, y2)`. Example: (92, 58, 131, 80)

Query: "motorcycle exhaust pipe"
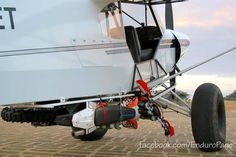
(95, 105, 136, 126)
(72, 130, 85, 137)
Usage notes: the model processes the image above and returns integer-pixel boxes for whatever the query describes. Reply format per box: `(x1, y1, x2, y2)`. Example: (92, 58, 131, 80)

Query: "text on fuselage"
(0, 7, 16, 29)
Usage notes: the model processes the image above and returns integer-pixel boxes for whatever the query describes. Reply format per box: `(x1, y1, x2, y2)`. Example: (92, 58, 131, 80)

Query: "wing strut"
(150, 47, 236, 88)
(165, 47, 236, 81)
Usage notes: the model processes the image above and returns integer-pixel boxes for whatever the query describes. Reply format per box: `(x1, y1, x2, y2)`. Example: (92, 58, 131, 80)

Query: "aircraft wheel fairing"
(191, 83, 226, 152)
(72, 128, 108, 141)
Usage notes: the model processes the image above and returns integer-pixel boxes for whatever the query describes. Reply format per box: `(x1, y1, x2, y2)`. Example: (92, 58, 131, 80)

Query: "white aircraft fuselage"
(0, 0, 189, 105)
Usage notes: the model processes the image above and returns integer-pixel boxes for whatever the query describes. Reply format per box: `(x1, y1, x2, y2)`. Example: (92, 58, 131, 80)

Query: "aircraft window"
(137, 61, 153, 82)
(99, 3, 125, 40)
(122, 4, 156, 28)
(132, 60, 166, 89)
(121, 4, 164, 62)
(152, 5, 166, 33)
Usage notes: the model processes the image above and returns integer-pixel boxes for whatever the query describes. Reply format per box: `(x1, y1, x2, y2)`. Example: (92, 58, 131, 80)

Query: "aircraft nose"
(179, 36, 190, 57)
(179, 38, 190, 47)
(171, 30, 190, 57)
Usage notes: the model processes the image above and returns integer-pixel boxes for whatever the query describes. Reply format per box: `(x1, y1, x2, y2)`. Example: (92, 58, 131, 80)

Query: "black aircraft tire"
(191, 83, 226, 152)
(73, 128, 108, 141)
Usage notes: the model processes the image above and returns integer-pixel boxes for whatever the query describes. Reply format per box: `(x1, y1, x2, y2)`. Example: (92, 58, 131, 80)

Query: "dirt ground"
(0, 101, 235, 157)
(225, 101, 236, 110)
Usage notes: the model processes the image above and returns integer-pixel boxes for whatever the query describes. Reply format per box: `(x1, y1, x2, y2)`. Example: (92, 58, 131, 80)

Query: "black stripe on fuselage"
(0, 42, 128, 57)
(0, 39, 189, 57)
